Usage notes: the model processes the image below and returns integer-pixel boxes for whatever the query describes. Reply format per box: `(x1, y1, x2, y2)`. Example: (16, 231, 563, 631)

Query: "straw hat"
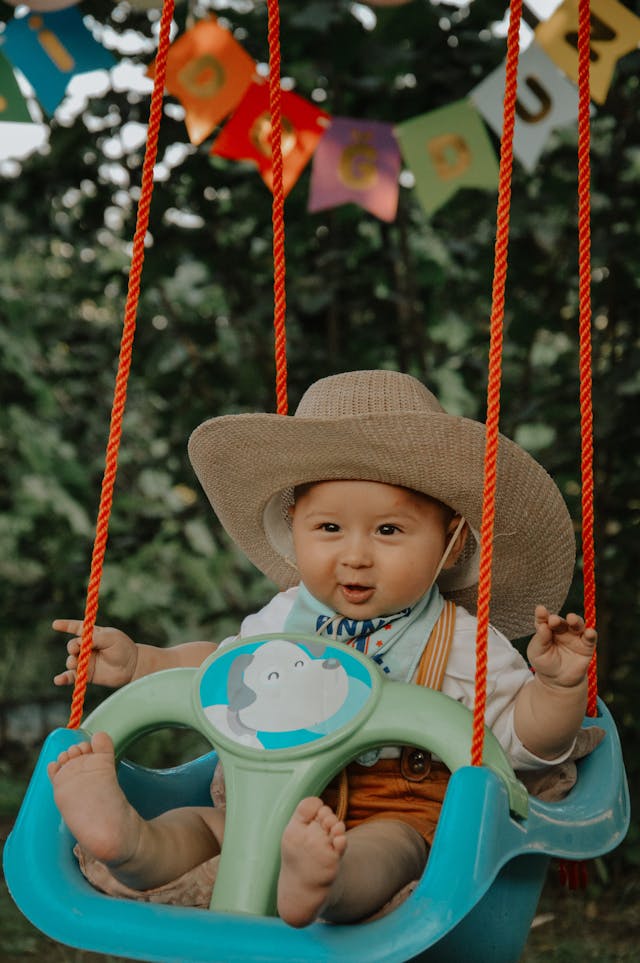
(188, 370, 575, 639)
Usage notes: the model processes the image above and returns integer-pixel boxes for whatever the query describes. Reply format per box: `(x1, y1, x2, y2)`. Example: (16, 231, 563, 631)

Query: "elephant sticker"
(199, 637, 373, 750)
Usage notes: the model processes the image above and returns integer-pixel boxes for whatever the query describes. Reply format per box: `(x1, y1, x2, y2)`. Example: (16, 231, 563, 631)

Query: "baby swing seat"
(3, 633, 630, 963)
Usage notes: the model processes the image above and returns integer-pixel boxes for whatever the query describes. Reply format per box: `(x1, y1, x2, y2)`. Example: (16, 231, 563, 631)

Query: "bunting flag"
(308, 117, 401, 221)
(0, 50, 32, 123)
(1, 7, 115, 116)
(471, 42, 579, 174)
(395, 99, 499, 217)
(535, 0, 640, 105)
(0, 2, 638, 215)
(147, 17, 256, 146)
(211, 80, 329, 196)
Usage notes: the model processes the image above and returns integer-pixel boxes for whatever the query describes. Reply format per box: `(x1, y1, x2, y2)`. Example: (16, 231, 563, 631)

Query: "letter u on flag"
(147, 16, 256, 146)
(1, 7, 115, 116)
(396, 99, 498, 217)
(308, 117, 401, 222)
(211, 80, 329, 197)
(471, 43, 579, 173)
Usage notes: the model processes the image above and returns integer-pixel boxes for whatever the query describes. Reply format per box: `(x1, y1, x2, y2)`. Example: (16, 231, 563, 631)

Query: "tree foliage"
(0, 0, 638, 864)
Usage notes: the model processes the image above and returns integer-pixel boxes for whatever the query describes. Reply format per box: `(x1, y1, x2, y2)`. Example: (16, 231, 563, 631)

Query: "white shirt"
(219, 586, 574, 771)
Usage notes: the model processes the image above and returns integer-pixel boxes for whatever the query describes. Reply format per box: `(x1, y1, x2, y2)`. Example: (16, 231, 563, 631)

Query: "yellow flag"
(535, 0, 640, 104)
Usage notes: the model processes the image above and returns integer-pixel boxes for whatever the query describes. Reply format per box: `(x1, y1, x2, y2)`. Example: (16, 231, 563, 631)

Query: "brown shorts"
(322, 751, 450, 846)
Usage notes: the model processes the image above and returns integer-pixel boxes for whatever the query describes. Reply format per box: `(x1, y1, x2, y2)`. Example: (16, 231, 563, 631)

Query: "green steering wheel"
(82, 634, 528, 917)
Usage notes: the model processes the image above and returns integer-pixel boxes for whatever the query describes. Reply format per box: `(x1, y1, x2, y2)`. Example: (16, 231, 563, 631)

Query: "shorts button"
(408, 749, 429, 774)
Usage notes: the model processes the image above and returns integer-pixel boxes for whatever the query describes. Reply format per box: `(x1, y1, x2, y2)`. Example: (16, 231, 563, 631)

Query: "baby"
(49, 370, 596, 926)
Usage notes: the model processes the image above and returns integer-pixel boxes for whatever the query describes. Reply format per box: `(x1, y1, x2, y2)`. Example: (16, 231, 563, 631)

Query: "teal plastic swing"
(3, 633, 630, 963)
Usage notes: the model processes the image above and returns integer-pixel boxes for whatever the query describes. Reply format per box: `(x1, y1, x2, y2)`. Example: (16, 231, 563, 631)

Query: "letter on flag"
(471, 43, 579, 173)
(1, 7, 115, 116)
(535, 0, 640, 105)
(308, 117, 401, 222)
(0, 51, 32, 123)
(395, 100, 498, 217)
(147, 17, 256, 146)
(210, 81, 329, 197)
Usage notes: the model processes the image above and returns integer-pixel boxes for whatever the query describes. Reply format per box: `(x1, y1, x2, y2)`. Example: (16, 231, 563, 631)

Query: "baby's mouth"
(340, 584, 374, 604)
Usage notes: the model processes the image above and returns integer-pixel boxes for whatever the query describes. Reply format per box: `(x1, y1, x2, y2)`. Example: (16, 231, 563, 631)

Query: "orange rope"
(68, 0, 175, 728)
(577, 0, 598, 717)
(562, 7, 594, 875)
(471, 0, 522, 766)
(267, 0, 288, 416)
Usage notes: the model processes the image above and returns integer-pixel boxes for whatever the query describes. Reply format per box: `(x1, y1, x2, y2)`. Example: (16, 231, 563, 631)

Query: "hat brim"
(188, 411, 575, 639)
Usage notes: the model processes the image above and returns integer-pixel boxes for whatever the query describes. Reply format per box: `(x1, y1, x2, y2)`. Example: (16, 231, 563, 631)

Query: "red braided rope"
(267, 0, 288, 416)
(68, 0, 175, 727)
(577, 0, 598, 716)
(563, 8, 595, 868)
(471, 0, 522, 766)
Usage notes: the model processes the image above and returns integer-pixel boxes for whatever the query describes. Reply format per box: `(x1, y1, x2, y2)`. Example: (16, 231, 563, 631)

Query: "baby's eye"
(267, 671, 280, 681)
(320, 522, 340, 533)
(378, 524, 400, 535)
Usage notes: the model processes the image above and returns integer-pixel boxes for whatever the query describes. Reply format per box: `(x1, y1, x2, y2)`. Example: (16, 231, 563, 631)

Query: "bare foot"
(277, 796, 347, 928)
(48, 731, 143, 868)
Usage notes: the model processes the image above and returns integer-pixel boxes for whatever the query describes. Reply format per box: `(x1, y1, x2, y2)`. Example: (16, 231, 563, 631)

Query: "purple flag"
(308, 117, 401, 222)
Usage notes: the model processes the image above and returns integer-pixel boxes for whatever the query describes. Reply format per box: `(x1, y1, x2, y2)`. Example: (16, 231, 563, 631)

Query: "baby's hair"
(292, 482, 314, 502)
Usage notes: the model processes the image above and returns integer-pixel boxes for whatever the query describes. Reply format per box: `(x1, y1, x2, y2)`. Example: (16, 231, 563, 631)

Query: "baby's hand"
(527, 605, 597, 688)
(53, 619, 138, 688)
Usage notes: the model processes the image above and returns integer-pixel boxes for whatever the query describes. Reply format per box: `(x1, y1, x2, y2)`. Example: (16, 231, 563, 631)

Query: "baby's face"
(290, 480, 453, 620)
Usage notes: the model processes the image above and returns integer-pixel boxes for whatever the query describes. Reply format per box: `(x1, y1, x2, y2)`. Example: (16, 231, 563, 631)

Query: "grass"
(521, 876, 640, 962)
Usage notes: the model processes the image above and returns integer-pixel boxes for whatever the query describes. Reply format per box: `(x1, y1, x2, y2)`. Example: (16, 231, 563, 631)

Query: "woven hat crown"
(295, 370, 445, 420)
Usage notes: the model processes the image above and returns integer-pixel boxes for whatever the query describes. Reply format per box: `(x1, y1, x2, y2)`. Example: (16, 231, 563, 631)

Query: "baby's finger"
(65, 653, 79, 671)
(546, 612, 570, 634)
(564, 612, 586, 634)
(534, 604, 550, 624)
(66, 639, 81, 656)
(53, 668, 76, 686)
(52, 618, 84, 636)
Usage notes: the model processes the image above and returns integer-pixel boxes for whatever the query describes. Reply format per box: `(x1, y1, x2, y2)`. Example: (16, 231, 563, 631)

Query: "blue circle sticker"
(199, 637, 374, 750)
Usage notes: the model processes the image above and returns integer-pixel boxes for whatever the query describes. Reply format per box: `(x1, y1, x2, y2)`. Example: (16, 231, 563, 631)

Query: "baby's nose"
(341, 534, 372, 567)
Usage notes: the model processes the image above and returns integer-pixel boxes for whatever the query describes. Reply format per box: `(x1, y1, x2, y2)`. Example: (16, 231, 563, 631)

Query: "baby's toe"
(66, 743, 86, 760)
(294, 797, 324, 825)
(317, 806, 339, 833)
(47, 760, 61, 779)
(90, 731, 115, 755)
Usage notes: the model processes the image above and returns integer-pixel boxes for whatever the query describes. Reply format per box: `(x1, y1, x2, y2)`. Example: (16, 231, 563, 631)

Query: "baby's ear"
(443, 516, 469, 569)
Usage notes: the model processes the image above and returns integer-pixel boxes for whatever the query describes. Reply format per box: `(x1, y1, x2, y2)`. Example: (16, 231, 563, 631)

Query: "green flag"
(396, 99, 498, 216)
(0, 51, 32, 123)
